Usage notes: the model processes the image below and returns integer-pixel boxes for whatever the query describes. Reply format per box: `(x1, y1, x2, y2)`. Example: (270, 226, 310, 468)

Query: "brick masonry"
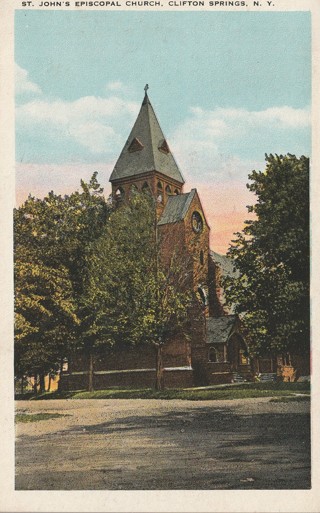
(59, 368, 194, 391)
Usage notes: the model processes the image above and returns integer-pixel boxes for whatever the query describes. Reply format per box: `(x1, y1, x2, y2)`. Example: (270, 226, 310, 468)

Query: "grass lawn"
(15, 413, 71, 423)
(20, 381, 310, 401)
(269, 395, 310, 403)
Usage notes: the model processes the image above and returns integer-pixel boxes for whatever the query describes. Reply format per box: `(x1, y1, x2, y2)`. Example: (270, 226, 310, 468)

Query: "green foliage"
(84, 192, 193, 353)
(223, 154, 309, 356)
(27, 381, 310, 401)
(15, 413, 70, 423)
(14, 173, 110, 382)
(14, 172, 110, 294)
(14, 251, 78, 379)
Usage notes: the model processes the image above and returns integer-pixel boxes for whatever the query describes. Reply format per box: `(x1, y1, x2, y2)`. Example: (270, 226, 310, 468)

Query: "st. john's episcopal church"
(59, 89, 305, 391)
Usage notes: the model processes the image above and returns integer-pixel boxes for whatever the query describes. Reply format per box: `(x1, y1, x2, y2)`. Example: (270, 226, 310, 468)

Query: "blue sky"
(15, 9, 311, 251)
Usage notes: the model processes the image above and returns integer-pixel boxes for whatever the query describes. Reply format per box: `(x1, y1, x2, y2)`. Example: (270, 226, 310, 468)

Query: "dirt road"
(15, 397, 310, 490)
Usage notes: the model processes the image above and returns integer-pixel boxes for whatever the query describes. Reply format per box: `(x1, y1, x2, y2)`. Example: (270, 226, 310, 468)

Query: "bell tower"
(109, 85, 185, 216)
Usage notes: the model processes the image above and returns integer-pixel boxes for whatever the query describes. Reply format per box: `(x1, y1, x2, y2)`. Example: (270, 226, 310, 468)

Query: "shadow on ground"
(16, 404, 311, 490)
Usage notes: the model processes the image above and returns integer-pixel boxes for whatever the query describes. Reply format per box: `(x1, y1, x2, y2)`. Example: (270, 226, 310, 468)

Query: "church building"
(59, 88, 252, 391)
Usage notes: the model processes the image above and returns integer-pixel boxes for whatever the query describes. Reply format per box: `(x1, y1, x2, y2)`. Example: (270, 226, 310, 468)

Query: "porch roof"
(206, 315, 238, 345)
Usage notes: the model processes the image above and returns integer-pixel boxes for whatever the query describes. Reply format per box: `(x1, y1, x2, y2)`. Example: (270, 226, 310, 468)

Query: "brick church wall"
(158, 222, 188, 270)
(59, 367, 193, 391)
(191, 345, 233, 386)
(70, 337, 191, 375)
(112, 171, 183, 219)
(208, 257, 226, 317)
(184, 193, 210, 290)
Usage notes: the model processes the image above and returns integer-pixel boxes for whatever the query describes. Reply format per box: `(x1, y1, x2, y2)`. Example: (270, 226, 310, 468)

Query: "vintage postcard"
(0, 0, 319, 511)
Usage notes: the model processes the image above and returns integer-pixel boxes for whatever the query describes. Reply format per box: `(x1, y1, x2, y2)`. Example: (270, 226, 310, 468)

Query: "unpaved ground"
(15, 397, 310, 490)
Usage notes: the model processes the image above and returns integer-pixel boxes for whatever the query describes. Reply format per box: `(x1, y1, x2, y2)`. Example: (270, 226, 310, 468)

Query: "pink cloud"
(16, 163, 254, 255)
(190, 181, 256, 253)
(15, 162, 113, 206)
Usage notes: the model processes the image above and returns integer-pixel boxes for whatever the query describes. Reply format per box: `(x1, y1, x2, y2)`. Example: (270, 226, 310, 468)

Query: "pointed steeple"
(109, 87, 184, 185)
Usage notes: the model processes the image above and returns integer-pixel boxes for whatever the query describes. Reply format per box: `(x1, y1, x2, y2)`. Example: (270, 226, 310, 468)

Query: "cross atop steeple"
(142, 84, 150, 105)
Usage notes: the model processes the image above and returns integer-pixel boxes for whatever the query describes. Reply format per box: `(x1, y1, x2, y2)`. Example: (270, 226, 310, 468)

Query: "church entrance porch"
(192, 315, 252, 386)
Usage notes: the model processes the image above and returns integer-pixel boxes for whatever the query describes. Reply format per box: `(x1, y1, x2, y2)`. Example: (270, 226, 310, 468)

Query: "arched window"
(197, 286, 207, 306)
(209, 347, 218, 363)
(239, 349, 248, 365)
(129, 184, 138, 197)
(174, 189, 180, 195)
(165, 185, 172, 195)
(62, 358, 69, 372)
(142, 181, 151, 195)
(157, 181, 163, 204)
(200, 250, 204, 265)
(115, 187, 124, 201)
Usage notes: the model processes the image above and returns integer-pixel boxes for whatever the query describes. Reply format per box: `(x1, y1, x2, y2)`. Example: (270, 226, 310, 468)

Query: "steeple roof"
(109, 89, 184, 184)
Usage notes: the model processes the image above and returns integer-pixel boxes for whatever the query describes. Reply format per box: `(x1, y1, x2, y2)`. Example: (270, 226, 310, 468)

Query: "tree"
(14, 247, 78, 393)
(14, 173, 110, 390)
(84, 192, 193, 391)
(14, 172, 110, 294)
(223, 154, 309, 358)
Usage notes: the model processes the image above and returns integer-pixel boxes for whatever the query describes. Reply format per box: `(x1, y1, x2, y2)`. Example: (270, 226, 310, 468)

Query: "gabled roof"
(206, 315, 238, 345)
(109, 92, 184, 184)
(210, 251, 239, 278)
(157, 189, 196, 226)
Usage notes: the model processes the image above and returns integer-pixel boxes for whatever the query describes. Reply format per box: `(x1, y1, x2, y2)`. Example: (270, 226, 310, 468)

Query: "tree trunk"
(39, 373, 46, 394)
(155, 344, 164, 391)
(20, 376, 24, 396)
(33, 374, 38, 395)
(88, 353, 94, 392)
(47, 374, 52, 392)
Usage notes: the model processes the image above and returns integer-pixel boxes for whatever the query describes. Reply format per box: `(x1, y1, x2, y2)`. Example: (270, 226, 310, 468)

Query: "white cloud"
(187, 105, 310, 135)
(15, 63, 42, 95)
(68, 123, 118, 153)
(106, 80, 128, 93)
(17, 96, 138, 125)
(255, 106, 310, 128)
(15, 72, 310, 179)
(170, 105, 311, 181)
(16, 95, 139, 155)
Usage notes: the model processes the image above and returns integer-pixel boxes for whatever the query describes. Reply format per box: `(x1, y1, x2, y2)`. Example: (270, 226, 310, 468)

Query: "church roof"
(206, 315, 238, 345)
(210, 251, 239, 278)
(157, 189, 196, 226)
(109, 91, 184, 184)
